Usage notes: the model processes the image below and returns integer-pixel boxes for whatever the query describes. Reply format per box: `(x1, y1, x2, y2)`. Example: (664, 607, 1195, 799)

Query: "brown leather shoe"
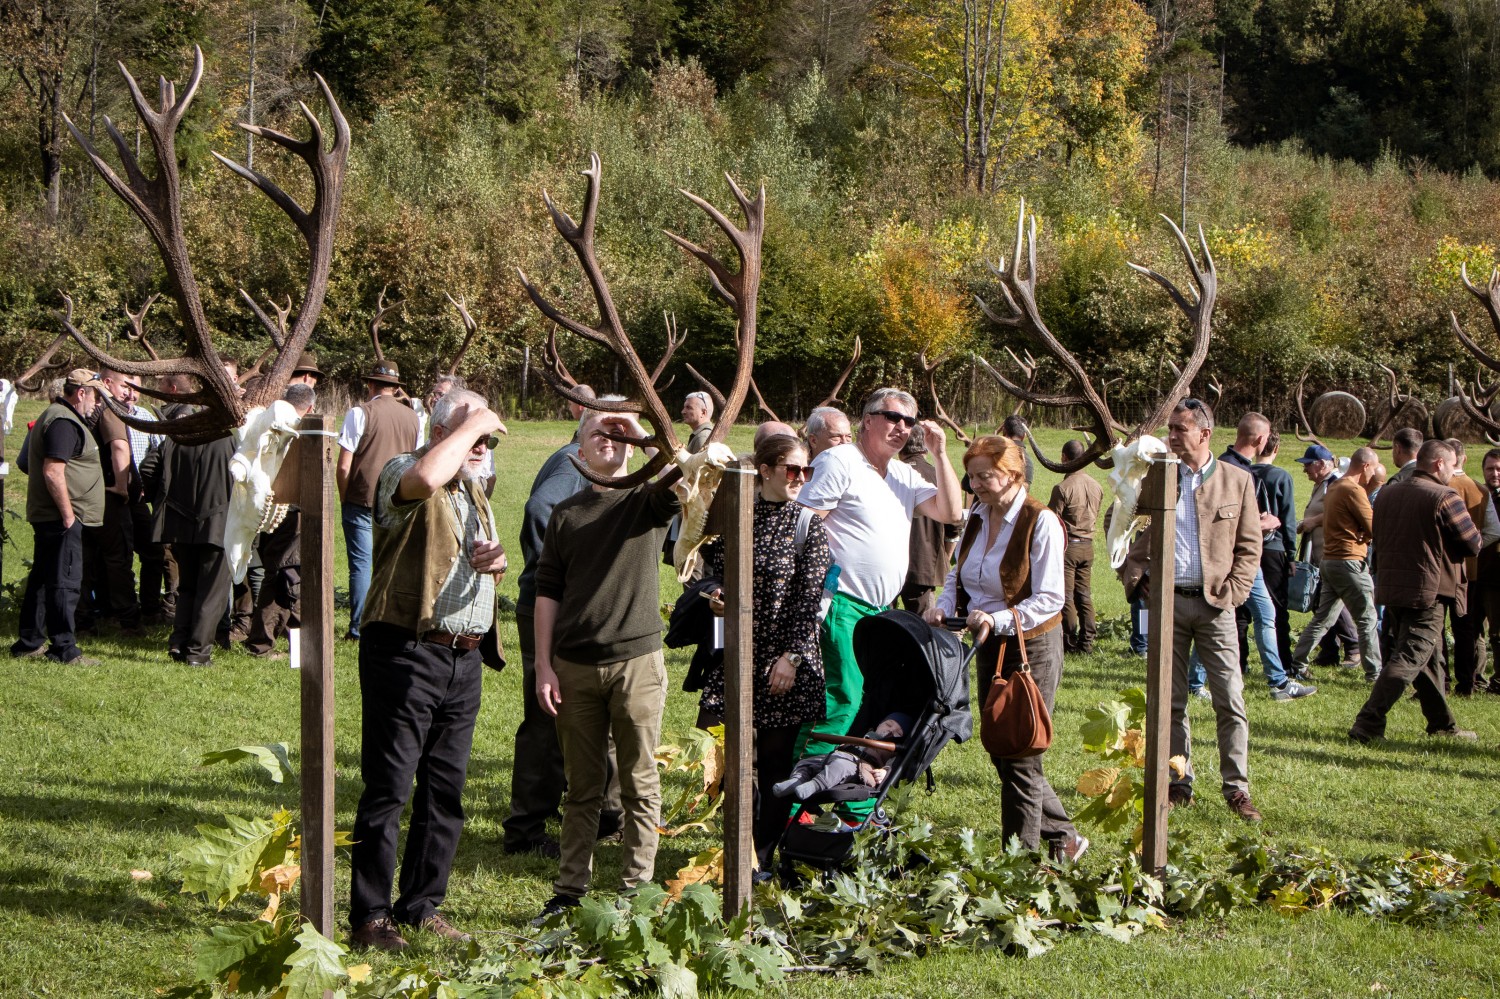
(350, 916, 409, 952)
(1225, 790, 1262, 823)
(1167, 784, 1193, 809)
(418, 913, 471, 943)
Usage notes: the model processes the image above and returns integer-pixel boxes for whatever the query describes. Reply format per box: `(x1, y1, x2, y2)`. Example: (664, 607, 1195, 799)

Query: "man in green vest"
(11, 369, 106, 664)
(348, 387, 507, 953)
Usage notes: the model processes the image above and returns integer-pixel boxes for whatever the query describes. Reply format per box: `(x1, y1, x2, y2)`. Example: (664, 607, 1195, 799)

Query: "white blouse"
(936, 491, 1065, 635)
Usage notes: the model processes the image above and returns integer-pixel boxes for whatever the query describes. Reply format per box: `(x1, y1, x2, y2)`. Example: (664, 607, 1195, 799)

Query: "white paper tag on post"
(712, 616, 724, 651)
(289, 628, 300, 670)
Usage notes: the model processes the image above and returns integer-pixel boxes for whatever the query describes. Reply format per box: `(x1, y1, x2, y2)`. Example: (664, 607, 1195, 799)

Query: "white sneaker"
(1191, 687, 1212, 701)
(1271, 679, 1317, 700)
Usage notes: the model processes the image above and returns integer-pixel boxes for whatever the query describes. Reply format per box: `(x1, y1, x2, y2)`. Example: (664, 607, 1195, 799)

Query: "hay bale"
(1371, 396, 1429, 440)
(1432, 397, 1500, 443)
(1308, 391, 1366, 438)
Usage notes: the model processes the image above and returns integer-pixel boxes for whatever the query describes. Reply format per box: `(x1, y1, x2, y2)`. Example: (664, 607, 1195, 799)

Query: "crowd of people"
(10, 369, 1500, 951)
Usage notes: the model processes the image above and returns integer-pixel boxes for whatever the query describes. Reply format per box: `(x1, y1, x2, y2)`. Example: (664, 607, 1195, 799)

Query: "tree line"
(1, 0, 1498, 427)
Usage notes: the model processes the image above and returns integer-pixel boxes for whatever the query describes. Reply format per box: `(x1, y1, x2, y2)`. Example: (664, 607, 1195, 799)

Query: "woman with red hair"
(925, 434, 1086, 862)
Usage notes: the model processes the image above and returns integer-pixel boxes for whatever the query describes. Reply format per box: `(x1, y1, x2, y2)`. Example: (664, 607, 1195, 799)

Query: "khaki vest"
(345, 395, 420, 508)
(26, 402, 105, 527)
(363, 457, 497, 635)
(956, 495, 1063, 640)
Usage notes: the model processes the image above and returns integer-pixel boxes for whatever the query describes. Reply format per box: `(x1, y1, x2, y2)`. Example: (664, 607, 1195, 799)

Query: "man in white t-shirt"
(796, 387, 962, 780)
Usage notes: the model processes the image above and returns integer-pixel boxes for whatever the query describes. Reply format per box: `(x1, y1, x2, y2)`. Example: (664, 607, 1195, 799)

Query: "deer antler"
(919, 350, 972, 445)
(519, 154, 763, 488)
(810, 336, 862, 412)
(57, 46, 349, 444)
(235, 291, 291, 384)
(684, 364, 729, 414)
(122, 293, 162, 361)
(16, 331, 72, 392)
(1452, 263, 1500, 440)
(1361, 363, 1419, 447)
(977, 201, 1215, 472)
(1293, 367, 1325, 446)
(442, 292, 483, 376)
(652, 312, 687, 390)
(368, 285, 402, 362)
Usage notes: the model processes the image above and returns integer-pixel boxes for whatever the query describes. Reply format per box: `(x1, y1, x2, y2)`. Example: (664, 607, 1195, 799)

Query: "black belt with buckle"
(421, 630, 485, 651)
(1174, 585, 1204, 598)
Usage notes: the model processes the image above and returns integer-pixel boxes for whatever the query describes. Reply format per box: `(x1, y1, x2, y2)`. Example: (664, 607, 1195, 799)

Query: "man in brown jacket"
(1121, 399, 1263, 822)
(1349, 440, 1483, 743)
(1048, 439, 1103, 653)
(337, 361, 421, 640)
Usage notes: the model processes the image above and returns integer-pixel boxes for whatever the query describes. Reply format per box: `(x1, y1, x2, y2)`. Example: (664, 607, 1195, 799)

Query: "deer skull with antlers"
(518, 154, 763, 579)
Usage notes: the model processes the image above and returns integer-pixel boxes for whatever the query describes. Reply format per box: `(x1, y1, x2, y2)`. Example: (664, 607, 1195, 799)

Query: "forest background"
(4, 0, 1500, 428)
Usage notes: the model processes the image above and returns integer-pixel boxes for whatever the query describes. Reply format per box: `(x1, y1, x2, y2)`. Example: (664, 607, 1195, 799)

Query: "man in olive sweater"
(532, 411, 679, 922)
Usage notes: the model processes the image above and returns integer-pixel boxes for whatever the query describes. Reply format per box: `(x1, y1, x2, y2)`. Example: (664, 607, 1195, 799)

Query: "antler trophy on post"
(55, 47, 347, 447)
(918, 349, 972, 445)
(1449, 264, 1500, 444)
(1294, 364, 1418, 448)
(517, 153, 763, 575)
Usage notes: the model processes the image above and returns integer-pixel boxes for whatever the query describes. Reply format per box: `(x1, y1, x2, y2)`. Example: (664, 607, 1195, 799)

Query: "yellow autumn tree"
(875, 0, 1152, 189)
(860, 219, 987, 359)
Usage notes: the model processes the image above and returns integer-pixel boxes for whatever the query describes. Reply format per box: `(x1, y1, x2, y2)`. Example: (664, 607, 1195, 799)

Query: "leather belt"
(421, 630, 485, 651)
(1174, 585, 1204, 598)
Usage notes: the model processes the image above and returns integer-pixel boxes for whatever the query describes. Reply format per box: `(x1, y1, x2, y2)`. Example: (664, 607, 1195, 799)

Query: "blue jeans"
(1188, 651, 1206, 692)
(342, 503, 373, 638)
(1245, 570, 1287, 688)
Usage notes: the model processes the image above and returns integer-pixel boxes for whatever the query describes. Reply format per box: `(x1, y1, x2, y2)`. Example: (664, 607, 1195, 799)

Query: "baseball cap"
(64, 368, 105, 389)
(1294, 444, 1334, 464)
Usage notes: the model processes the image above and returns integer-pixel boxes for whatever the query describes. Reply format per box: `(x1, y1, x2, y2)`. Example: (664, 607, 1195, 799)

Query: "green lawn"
(1, 412, 1498, 997)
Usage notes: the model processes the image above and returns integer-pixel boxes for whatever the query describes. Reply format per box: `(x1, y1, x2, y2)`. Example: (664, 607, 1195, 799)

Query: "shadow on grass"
(0, 863, 198, 928)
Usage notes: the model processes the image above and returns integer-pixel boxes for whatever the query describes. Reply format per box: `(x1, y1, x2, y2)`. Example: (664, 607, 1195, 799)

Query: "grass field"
(2, 411, 1498, 997)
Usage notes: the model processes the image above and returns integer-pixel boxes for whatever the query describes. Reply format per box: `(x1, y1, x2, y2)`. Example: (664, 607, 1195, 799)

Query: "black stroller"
(777, 609, 980, 871)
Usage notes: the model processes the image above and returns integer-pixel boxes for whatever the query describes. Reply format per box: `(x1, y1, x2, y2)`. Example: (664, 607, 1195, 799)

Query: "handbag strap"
(1298, 531, 1310, 563)
(990, 624, 1031, 683)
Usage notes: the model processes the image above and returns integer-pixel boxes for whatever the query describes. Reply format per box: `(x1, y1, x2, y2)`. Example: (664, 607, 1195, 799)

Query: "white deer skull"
(1105, 435, 1169, 569)
(225, 400, 302, 583)
(670, 442, 738, 581)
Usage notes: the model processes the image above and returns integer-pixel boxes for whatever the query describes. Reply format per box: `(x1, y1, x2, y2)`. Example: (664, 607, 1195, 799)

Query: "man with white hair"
(797, 388, 962, 776)
(804, 406, 852, 460)
(348, 388, 508, 952)
(682, 391, 714, 453)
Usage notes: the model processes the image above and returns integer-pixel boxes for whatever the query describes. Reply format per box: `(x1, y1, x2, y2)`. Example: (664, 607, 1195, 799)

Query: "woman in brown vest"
(925, 435, 1087, 862)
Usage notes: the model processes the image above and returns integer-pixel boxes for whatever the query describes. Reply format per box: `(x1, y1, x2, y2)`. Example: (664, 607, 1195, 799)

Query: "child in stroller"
(772, 712, 913, 802)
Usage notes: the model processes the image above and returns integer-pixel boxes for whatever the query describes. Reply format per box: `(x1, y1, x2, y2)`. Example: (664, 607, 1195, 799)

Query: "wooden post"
(705, 462, 755, 917)
(296, 414, 336, 937)
(1139, 456, 1179, 876)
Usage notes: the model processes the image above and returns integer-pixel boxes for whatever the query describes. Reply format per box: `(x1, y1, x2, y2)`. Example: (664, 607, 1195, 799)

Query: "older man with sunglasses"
(796, 388, 962, 802)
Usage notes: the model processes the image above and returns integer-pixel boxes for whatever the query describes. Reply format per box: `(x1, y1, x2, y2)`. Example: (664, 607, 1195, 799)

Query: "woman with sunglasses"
(924, 435, 1087, 863)
(701, 433, 831, 876)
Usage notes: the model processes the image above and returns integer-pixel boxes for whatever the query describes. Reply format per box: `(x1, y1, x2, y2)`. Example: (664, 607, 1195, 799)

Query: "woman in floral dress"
(702, 433, 831, 873)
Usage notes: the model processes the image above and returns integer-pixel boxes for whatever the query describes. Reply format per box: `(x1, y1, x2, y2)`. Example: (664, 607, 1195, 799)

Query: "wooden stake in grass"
(1139, 456, 1179, 876)
(296, 413, 336, 937)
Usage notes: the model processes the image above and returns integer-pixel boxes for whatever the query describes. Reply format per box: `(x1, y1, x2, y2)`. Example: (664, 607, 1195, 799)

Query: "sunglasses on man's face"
(871, 409, 917, 429)
(777, 462, 812, 482)
(472, 434, 501, 451)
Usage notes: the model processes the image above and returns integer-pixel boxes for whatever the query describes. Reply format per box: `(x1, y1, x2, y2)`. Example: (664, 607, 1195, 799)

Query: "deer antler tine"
(684, 363, 728, 413)
(1293, 367, 1325, 446)
(444, 292, 481, 376)
(920, 349, 971, 445)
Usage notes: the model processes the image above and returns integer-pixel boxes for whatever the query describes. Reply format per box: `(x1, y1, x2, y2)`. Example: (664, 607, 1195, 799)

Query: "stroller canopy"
(850, 611, 973, 781)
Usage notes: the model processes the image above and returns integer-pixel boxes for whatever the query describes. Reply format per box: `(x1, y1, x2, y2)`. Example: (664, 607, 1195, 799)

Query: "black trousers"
(1352, 603, 1458, 739)
(753, 724, 800, 871)
(133, 500, 173, 617)
(350, 622, 483, 928)
(86, 493, 139, 627)
(171, 542, 231, 663)
(502, 609, 621, 850)
(975, 626, 1077, 853)
(14, 519, 84, 662)
(1452, 598, 1487, 694)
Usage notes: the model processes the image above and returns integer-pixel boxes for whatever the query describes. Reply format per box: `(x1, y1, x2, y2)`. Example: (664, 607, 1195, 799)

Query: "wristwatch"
(786, 653, 803, 668)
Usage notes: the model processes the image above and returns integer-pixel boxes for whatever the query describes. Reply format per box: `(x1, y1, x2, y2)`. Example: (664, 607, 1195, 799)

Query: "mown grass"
(1, 413, 1498, 997)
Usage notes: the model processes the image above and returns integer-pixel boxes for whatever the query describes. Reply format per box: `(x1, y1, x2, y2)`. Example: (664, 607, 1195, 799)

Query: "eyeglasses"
(870, 409, 917, 429)
(777, 463, 812, 481)
(473, 434, 501, 451)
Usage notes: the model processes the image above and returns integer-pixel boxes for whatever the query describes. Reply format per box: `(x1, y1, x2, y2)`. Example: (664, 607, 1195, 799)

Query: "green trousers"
(796, 591, 884, 820)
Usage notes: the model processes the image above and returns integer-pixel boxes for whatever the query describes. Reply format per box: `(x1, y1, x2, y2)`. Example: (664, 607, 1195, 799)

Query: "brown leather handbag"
(978, 627, 1053, 759)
